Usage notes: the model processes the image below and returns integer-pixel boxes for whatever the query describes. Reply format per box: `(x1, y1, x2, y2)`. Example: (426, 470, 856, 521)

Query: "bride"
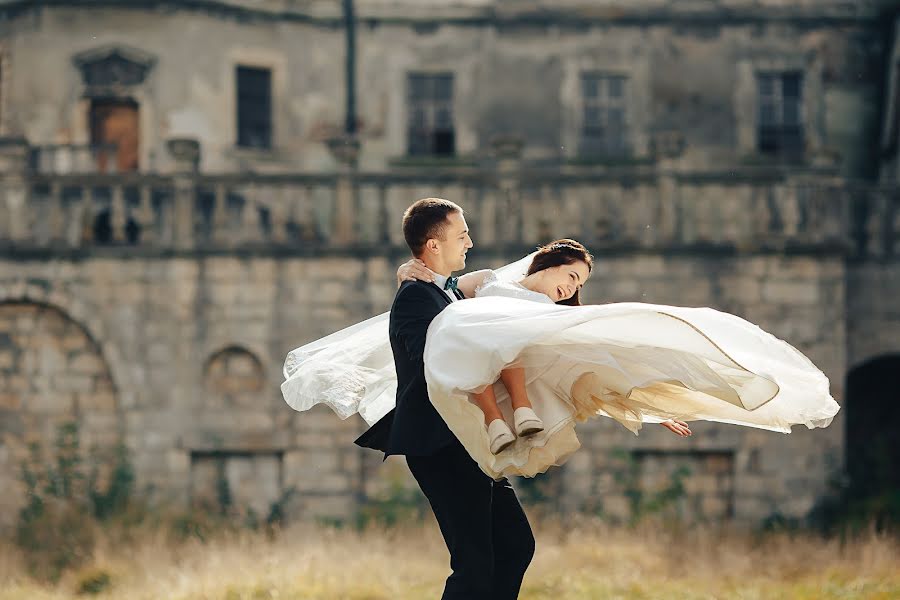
(282, 240, 839, 480)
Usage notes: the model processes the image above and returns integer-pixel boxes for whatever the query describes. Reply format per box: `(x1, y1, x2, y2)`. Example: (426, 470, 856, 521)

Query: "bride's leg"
(471, 383, 504, 426)
(501, 368, 531, 410)
(473, 383, 517, 454)
(502, 368, 544, 437)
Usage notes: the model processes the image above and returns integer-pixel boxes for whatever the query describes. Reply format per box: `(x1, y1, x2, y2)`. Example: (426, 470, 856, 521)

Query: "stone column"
(110, 184, 127, 243)
(0, 137, 31, 243)
(138, 185, 156, 245)
(326, 135, 360, 246)
(652, 129, 687, 244)
(490, 135, 524, 246)
(166, 138, 200, 250)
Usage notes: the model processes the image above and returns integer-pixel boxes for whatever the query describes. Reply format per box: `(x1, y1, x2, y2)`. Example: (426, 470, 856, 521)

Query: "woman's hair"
(526, 239, 594, 306)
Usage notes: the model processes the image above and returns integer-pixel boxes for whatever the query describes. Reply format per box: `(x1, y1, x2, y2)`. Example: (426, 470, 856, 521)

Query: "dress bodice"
(474, 271, 554, 304)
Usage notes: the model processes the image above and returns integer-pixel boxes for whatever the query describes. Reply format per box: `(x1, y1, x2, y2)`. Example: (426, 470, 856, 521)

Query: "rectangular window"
(236, 66, 272, 149)
(407, 72, 455, 156)
(580, 72, 630, 157)
(757, 72, 804, 158)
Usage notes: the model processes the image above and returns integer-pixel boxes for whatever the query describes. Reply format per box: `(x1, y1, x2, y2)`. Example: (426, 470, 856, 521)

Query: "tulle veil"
(281, 253, 538, 425)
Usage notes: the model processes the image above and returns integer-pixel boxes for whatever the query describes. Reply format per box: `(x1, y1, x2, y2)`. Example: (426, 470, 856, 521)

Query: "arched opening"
(0, 301, 120, 529)
(203, 345, 265, 407)
(845, 354, 900, 527)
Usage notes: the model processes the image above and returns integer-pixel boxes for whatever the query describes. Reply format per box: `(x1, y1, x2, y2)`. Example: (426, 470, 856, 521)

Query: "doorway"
(90, 98, 139, 172)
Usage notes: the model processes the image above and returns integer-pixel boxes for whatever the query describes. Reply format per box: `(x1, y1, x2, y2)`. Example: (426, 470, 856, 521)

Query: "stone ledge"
(0, 1, 880, 26)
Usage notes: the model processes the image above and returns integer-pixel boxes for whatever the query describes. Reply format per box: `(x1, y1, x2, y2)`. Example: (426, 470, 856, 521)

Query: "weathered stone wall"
(0, 301, 120, 526)
(0, 256, 390, 528)
(0, 0, 895, 529)
(847, 262, 900, 370)
(2, 6, 345, 172)
(0, 2, 882, 176)
(0, 246, 850, 527)
(566, 254, 846, 522)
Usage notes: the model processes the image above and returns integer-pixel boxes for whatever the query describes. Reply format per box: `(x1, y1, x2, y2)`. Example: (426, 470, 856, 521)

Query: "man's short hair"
(402, 198, 463, 257)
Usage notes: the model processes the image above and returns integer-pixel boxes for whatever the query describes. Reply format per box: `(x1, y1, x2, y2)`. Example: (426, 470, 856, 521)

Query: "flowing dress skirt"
(423, 298, 838, 479)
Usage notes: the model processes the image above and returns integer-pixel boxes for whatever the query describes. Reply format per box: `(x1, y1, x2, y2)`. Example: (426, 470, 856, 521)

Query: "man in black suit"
(355, 197, 535, 599)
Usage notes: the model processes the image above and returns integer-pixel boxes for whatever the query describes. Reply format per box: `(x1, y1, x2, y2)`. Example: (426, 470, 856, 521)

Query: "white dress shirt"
(432, 273, 458, 302)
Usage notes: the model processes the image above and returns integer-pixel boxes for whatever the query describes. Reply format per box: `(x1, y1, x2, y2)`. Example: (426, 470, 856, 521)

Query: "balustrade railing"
(0, 139, 896, 258)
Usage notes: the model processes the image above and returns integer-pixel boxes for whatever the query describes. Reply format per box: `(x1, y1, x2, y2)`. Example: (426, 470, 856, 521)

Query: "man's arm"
(393, 285, 441, 364)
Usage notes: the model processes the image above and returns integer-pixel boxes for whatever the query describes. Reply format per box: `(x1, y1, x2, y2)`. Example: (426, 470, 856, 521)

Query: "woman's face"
(537, 260, 591, 302)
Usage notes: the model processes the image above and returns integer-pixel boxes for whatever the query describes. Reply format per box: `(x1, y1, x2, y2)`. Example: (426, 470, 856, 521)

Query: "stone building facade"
(0, 0, 898, 528)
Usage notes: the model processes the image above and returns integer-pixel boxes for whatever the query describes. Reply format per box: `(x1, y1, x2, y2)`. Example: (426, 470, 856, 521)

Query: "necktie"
(444, 276, 459, 293)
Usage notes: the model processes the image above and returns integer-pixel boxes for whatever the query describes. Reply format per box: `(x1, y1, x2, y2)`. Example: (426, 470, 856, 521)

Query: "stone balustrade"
(0, 138, 896, 259)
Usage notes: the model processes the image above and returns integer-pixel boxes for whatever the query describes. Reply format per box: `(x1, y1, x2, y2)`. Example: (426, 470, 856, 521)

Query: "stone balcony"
(0, 136, 897, 260)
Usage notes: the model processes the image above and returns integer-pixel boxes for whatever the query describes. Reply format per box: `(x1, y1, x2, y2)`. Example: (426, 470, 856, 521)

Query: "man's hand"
(397, 258, 436, 286)
(660, 419, 692, 437)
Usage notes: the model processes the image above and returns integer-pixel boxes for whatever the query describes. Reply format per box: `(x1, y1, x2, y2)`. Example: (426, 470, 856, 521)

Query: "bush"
(15, 497, 96, 583)
(14, 420, 135, 582)
(356, 478, 427, 529)
(74, 566, 113, 595)
(610, 448, 690, 526)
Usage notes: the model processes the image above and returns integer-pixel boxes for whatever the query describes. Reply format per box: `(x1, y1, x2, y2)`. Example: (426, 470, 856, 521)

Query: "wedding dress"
(282, 254, 839, 479)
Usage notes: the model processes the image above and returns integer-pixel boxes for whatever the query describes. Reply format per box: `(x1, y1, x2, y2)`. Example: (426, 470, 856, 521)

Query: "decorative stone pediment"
(73, 45, 156, 91)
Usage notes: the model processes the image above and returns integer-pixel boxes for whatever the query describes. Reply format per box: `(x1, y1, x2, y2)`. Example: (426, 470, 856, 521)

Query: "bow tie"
(443, 276, 459, 292)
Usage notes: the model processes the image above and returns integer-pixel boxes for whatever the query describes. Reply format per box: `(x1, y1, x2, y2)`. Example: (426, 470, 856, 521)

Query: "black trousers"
(406, 439, 535, 600)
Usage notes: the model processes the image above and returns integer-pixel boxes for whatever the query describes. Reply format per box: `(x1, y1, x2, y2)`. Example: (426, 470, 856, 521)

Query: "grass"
(0, 517, 898, 599)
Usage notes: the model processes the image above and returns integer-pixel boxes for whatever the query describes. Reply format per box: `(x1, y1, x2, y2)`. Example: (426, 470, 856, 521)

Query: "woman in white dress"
(282, 240, 839, 480)
(457, 239, 691, 456)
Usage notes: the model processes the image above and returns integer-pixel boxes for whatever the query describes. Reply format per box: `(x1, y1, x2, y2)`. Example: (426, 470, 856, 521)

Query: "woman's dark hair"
(526, 239, 594, 306)
(402, 197, 463, 257)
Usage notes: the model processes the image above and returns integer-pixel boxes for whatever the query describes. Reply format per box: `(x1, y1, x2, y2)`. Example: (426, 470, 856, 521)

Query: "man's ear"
(424, 238, 440, 255)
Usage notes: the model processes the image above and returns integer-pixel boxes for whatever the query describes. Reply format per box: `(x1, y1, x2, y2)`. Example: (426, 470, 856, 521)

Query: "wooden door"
(90, 99, 139, 172)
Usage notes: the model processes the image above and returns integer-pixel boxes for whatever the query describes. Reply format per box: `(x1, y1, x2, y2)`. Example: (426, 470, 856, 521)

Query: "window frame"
(236, 64, 273, 150)
(578, 71, 631, 158)
(406, 71, 456, 157)
(755, 70, 805, 159)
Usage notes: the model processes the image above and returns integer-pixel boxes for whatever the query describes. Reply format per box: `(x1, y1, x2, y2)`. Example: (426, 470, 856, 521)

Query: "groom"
(355, 197, 535, 599)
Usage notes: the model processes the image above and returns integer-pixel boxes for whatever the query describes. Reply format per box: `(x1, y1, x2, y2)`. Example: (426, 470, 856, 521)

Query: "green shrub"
(14, 420, 135, 581)
(74, 566, 113, 595)
(356, 478, 427, 529)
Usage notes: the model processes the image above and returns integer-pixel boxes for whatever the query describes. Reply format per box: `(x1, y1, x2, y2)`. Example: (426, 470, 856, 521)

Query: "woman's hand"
(660, 419, 692, 437)
(397, 258, 436, 286)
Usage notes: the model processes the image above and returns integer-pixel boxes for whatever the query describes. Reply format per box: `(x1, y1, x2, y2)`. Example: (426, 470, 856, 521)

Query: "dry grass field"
(0, 517, 897, 600)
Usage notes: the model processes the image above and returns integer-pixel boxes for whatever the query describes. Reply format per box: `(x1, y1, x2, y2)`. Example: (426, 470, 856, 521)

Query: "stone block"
(0, 394, 21, 410)
(54, 374, 96, 393)
(701, 495, 730, 518)
(68, 352, 108, 374)
(78, 392, 116, 411)
(28, 391, 75, 413)
(761, 280, 819, 305)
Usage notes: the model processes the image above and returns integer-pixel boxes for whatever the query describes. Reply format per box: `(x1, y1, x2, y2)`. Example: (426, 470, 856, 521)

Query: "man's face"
(435, 211, 473, 273)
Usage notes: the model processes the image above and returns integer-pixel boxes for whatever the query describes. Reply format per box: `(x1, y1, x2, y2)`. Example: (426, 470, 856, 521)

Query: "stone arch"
(0, 280, 128, 401)
(845, 354, 900, 516)
(203, 345, 266, 408)
(0, 298, 122, 529)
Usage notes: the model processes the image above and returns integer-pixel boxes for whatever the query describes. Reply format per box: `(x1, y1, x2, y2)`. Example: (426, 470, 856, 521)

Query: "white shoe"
(487, 419, 516, 454)
(514, 407, 544, 437)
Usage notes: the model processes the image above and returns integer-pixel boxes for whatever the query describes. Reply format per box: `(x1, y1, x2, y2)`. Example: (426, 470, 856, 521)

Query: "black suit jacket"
(354, 280, 463, 457)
